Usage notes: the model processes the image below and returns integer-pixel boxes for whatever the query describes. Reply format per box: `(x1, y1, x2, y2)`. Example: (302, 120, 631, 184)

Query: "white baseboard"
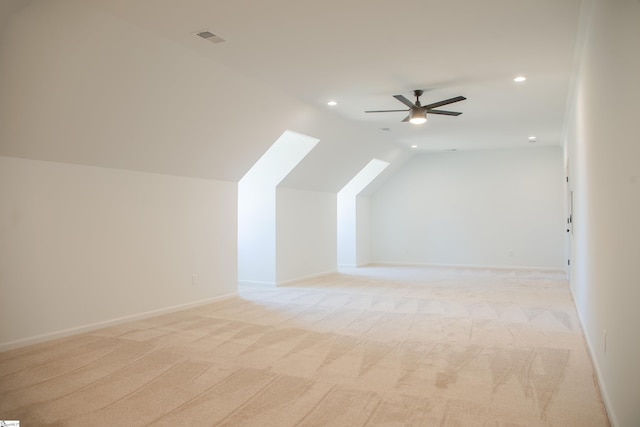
(569, 286, 617, 427)
(338, 263, 372, 269)
(237, 280, 278, 287)
(238, 270, 338, 288)
(275, 270, 338, 287)
(369, 261, 565, 273)
(0, 292, 238, 353)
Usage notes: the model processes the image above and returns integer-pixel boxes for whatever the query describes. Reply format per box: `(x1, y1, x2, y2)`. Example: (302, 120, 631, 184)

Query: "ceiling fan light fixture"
(409, 108, 427, 124)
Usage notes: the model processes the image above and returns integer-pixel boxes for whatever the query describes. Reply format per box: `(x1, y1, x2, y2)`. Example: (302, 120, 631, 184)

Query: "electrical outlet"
(192, 274, 198, 286)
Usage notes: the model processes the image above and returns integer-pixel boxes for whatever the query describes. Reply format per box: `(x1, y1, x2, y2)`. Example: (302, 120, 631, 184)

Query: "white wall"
(565, 1, 640, 425)
(337, 195, 372, 268)
(237, 182, 276, 285)
(336, 196, 373, 267)
(276, 188, 337, 284)
(371, 147, 565, 269)
(337, 193, 357, 267)
(0, 0, 408, 350)
(355, 196, 371, 266)
(337, 159, 389, 267)
(0, 156, 237, 350)
(237, 130, 319, 286)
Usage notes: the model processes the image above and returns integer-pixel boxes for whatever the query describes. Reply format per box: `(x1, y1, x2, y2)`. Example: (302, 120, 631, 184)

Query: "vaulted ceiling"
(0, 0, 582, 191)
(86, 0, 581, 150)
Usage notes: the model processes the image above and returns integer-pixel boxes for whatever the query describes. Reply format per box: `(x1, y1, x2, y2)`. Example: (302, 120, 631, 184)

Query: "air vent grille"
(196, 31, 226, 44)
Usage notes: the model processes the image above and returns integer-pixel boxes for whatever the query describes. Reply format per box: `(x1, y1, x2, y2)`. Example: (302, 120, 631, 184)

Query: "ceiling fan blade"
(422, 96, 466, 110)
(393, 95, 416, 108)
(365, 109, 410, 113)
(401, 115, 410, 122)
(426, 109, 462, 116)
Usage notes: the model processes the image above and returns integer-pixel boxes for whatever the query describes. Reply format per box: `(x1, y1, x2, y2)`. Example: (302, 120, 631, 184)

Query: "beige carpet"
(0, 266, 609, 426)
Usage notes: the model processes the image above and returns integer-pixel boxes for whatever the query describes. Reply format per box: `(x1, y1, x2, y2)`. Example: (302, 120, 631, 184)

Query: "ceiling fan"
(365, 90, 466, 124)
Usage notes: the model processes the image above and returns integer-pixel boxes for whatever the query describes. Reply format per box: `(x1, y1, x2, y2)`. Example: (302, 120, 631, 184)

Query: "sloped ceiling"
(0, 0, 28, 29)
(0, 0, 582, 191)
(83, 0, 581, 151)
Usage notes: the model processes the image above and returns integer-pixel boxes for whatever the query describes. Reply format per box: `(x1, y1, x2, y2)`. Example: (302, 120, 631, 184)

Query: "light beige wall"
(0, 156, 237, 350)
(565, 1, 640, 425)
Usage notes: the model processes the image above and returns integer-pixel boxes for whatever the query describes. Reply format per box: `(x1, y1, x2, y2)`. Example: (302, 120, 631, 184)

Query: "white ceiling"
(85, 0, 582, 151)
(0, 0, 582, 193)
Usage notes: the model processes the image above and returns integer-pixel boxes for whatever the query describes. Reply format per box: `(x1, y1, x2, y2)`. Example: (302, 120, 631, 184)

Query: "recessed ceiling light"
(327, 101, 338, 106)
(411, 145, 418, 148)
(528, 136, 537, 142)
(514, 76, 527, 82)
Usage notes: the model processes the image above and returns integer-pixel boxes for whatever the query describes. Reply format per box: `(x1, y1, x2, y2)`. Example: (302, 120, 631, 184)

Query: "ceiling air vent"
(379, 128, 391, 132)
(196, 31, 226, 44)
